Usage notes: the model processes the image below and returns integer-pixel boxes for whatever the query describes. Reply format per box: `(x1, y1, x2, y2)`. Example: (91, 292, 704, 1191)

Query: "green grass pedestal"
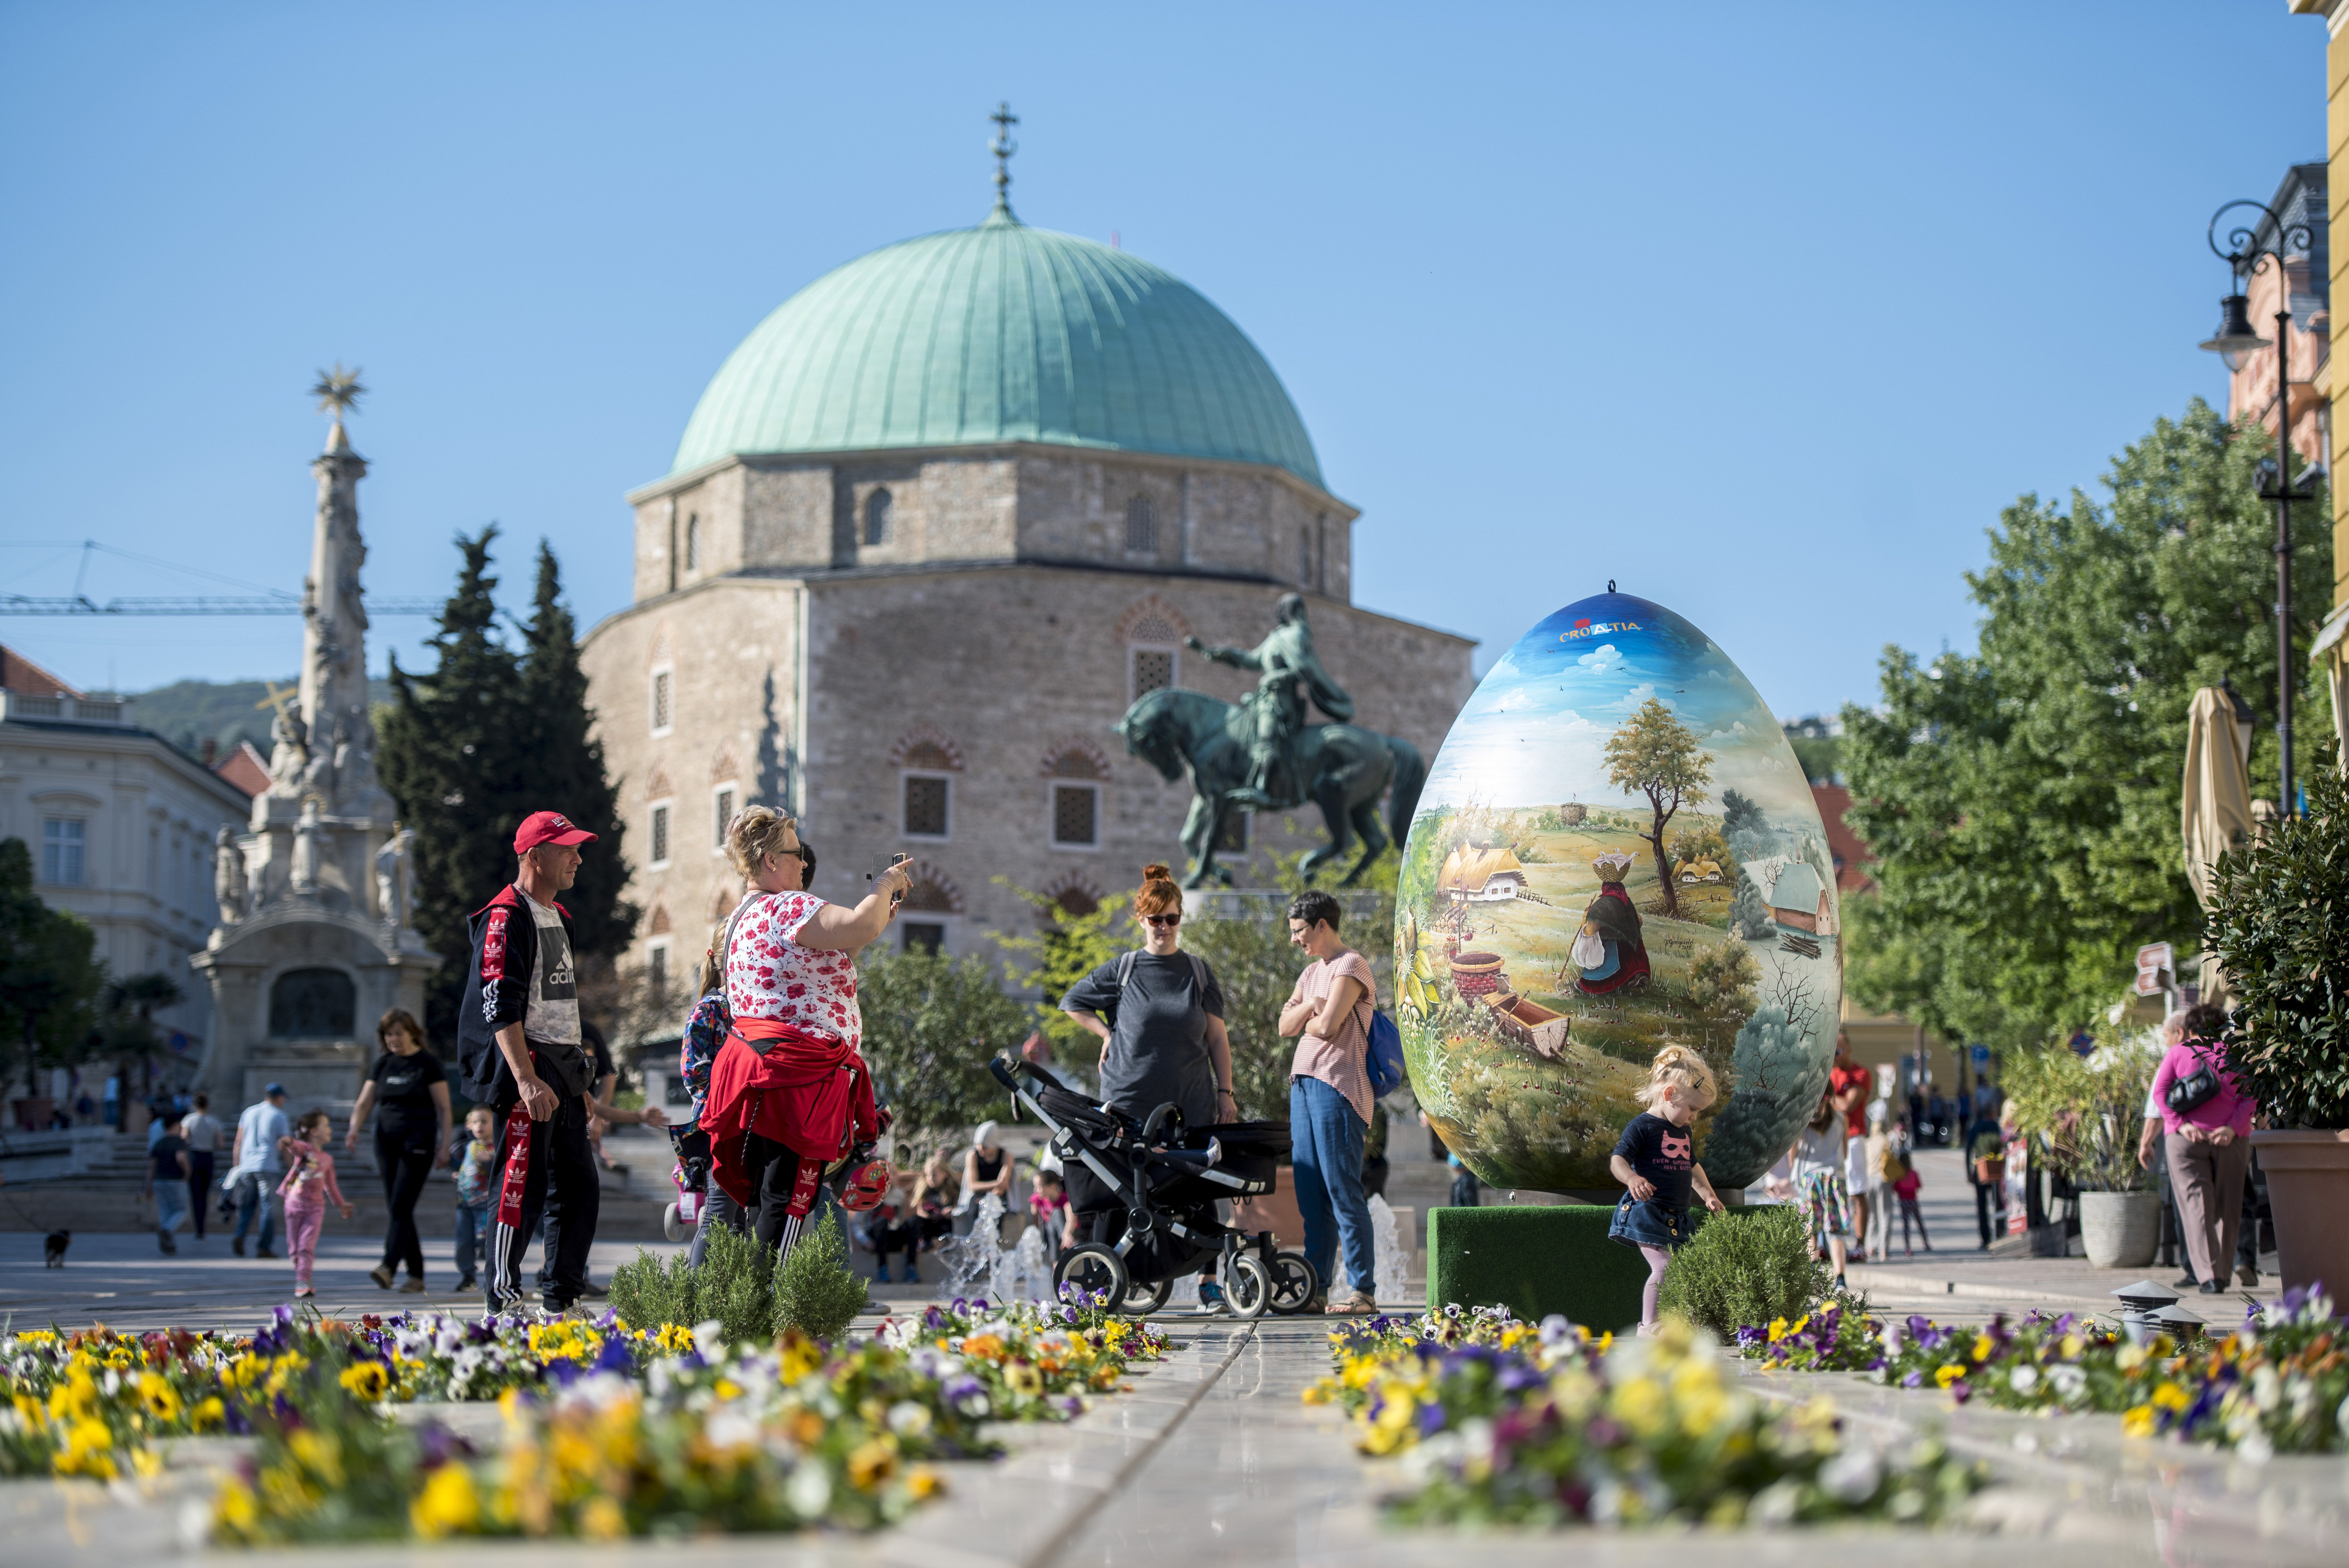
(1425, 1205, 1648, 1331)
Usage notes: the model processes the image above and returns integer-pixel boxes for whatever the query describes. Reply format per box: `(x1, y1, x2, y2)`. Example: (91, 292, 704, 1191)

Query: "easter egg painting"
(1394, 591, 1841, 1193)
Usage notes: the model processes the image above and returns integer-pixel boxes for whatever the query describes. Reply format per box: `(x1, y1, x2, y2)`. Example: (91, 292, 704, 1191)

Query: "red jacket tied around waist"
(703, 1017, 879, 1206)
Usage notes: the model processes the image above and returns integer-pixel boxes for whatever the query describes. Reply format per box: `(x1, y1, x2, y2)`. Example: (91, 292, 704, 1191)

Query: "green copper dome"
(669, 211, 1324, 488)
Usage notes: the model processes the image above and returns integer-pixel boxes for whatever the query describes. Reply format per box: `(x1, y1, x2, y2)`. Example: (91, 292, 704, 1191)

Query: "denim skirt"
(1608, 1192, 1689, 1250)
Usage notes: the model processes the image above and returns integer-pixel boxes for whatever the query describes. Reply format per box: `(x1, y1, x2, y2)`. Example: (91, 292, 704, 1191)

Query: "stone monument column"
(191, 372, 437, 1116)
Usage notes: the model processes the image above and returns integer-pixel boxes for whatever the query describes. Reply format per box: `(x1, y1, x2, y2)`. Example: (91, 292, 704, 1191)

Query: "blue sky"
(1426, 592, 1809, 817)
(0, 4, 2324, 719)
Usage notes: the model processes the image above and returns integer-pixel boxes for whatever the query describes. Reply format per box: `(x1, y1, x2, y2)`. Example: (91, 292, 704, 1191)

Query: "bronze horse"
(1115, 687, 1426, 888)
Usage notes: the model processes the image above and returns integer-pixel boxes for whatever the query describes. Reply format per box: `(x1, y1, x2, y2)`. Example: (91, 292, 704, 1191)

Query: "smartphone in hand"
(869, 851, 910, 906)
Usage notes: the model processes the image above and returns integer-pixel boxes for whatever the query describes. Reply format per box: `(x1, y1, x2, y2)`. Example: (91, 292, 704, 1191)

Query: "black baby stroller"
(987, 1058, 1320, 1318)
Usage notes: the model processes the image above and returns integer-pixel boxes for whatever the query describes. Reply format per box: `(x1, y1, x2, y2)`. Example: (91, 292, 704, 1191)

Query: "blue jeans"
(454, 1202, 487, 1281)
(1289, 1076, 1375, 1300)
(231, 1170, 280, 1252)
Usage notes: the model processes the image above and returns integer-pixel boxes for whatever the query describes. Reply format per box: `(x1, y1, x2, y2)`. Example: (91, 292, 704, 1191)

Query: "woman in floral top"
(702, 806, 908, 1262)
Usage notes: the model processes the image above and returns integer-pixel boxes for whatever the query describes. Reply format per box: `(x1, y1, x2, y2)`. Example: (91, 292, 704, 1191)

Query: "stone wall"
(582, 558, 1472, 1041)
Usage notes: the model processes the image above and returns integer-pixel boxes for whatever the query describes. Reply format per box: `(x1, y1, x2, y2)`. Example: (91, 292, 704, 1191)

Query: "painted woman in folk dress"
(1571, 850, 1651, 996)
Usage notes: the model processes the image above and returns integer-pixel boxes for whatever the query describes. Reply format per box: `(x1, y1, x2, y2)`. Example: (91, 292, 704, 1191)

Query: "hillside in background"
(126, 676, 395, 759)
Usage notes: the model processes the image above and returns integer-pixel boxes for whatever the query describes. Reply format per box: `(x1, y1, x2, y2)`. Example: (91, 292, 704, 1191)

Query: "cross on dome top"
(989, 102, 1019, 220)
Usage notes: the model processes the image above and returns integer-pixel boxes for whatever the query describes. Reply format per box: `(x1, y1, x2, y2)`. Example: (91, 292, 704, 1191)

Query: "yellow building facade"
(2294, 0, 2349, 763)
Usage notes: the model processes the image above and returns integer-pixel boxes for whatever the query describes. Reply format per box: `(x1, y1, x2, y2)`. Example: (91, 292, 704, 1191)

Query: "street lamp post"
(2199, 199, 2316, 819)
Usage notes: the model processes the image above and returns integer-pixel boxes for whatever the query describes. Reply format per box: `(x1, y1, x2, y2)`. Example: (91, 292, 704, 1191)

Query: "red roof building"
(213, 740, 271, 798)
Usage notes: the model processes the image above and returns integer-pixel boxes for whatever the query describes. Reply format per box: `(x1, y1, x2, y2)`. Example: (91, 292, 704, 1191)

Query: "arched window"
(1125, 494, 1155, 554)
(269, 968, 355, 1039)
(1126, 613, 1180, 702)
(685, 514, 701, 571)
(864, 487, 892, 546)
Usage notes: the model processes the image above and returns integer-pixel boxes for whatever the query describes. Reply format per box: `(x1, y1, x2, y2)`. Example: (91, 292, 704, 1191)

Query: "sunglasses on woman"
(1144, 913, 1182, 929)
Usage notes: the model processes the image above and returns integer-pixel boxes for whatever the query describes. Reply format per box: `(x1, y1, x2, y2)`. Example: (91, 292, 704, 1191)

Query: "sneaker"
(2237, 1264, 2260, 1287)
(1197, 1280, 1229, 1314)
(231, 1237, 246, 1258)
(1635, 1320, 1661, 1338)
(455, 1276, 477, 1292)
(875, 1265, 892, 1283)
(2198, 1280, 2226, 1295)
(255, 1247, 278, 1259)
(158, 1233, 176, 1255)
(2174, 1274, 2200, 1290)
(369, 1264, 395, 1290)
(293, 1286, 313, 1299)
(1324, 1289, 1377, 1316)
(576, 1280, 608, 1300)
(398, 1278, 428, 1294)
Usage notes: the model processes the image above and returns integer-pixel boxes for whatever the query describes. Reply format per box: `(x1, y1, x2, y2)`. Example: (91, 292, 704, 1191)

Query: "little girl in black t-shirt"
(1608, 1044, 1725, 1335)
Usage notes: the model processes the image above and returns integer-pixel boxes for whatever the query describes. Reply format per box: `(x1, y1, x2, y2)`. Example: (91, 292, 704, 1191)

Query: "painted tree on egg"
(1603, 698, 1711, 918)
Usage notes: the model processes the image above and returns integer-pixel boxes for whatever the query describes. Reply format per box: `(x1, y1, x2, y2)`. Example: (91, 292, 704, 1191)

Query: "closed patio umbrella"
(2181, 686, 2255, 1005)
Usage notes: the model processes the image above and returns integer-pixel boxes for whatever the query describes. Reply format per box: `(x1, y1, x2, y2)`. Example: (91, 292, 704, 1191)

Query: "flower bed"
(1734, 1287, 2349, 1459)
(1, 1290, 1175, 1544)
(1305, 1310, 1986, 1527)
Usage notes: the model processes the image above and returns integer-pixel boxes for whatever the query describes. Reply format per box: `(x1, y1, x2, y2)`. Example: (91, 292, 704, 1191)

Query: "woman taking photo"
(346, 1007, 450, 1292)
(1060, 863, 1235, 1307)
(701, 806, 905, 1261)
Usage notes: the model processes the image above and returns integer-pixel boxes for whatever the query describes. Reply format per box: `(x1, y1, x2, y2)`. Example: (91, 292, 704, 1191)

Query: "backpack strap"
(1116, 949, 1139, 992)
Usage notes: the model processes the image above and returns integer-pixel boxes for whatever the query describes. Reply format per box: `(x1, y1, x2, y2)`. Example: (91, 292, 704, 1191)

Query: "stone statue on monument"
(213, 825, 247, 925)
(290, 799, 325, 897)
(374, 825, 414, 930)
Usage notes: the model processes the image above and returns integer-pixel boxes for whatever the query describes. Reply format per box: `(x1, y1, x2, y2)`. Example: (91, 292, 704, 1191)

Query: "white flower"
(1750, 1480, 1802, 1526)
(1538, 1314, 1573, 1346)
(887, 1401, 932, 1437)
(693, 1318, 726, 1359)
(787, 1461, 832, 1518)
(1819, 1444, 1882, 1504)
(2048, 1365, 2087, 1402)
(2008, 1363, 2039, 1395)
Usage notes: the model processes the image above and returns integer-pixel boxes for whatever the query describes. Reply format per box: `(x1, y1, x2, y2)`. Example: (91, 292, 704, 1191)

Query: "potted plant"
(2208, 765, 2349, 1294)
(2003, 1031, 2160, 1267)
(1969, 1127, 2006, 1188)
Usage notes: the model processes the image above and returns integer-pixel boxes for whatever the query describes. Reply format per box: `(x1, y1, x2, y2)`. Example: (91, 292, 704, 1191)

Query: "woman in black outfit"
(346, 1007, 452, 1291)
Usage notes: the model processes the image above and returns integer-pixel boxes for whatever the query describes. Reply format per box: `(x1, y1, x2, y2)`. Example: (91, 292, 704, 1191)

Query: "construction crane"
(1, 539, 440, 616)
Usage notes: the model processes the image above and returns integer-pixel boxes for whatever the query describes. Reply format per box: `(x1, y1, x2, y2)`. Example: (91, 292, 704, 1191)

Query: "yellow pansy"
(338, 1361, 390, 1401)
(410, 1464, 481, 1538)
(2150, 1381, 2192, 1413)
(1934, 1364, 1968, 1389)
(847, 1437, 898, 1490)
(2122, 1403, 2157, 1438)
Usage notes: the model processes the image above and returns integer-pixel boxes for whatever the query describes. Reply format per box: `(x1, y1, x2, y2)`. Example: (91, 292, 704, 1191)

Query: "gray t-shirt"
(1060, 951, 1226, 1128)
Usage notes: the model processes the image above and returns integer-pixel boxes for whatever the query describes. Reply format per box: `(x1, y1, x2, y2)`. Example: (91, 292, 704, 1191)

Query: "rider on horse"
(1186, 593, 1354, 810)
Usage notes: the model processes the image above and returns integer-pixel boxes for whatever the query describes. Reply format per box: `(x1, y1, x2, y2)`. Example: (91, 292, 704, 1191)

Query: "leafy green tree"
(995, 883, 1130, 1056)
(1604, 697, 1711, 917)
(0, 838, 104, 1094)
(1841, 400, 2335, 1050)
(95, 971, 182, 1115)
(381, 529, 634, 1044)
(855, 948, 1030, 1141)
(518, 541, 634, 962)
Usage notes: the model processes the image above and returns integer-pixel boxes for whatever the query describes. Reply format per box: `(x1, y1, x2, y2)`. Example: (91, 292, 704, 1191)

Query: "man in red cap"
(456, 811, 626, 1313)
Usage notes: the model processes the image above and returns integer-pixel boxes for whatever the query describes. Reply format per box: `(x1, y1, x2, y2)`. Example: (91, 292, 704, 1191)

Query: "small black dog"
(43, 1230, 70, 1268)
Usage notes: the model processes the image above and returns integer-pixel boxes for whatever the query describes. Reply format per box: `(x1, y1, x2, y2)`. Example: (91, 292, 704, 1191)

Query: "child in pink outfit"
(277, 1109, 354, 1298)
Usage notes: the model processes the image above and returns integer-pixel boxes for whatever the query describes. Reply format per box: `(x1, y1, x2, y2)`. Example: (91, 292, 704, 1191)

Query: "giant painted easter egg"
(1394, 591, 1842, 1194)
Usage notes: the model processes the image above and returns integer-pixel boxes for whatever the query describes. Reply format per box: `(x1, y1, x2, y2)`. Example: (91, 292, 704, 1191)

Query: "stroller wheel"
(1054, 1242, 1129, 1310)
(1225, 1253, 1273, 1319)
(662, 1202, 684, 1244)
(1119, 1274, 1174, 1317)
(1267, 1250, 1320, 1315)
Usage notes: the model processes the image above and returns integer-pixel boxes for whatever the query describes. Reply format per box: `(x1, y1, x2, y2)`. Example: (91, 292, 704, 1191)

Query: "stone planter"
(2251, 1129, 2349, 1294)
(2076, 1189, 2159, 1269)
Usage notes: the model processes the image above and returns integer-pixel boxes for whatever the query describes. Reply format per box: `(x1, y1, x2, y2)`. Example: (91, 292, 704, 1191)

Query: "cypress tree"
(518, 539, 636, 963)
(379, 526, 528, 1043)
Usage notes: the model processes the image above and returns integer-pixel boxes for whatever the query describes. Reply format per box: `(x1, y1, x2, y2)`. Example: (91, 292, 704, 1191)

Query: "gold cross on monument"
(255, 680, 298, 720)
(989, 102, 1018, 214)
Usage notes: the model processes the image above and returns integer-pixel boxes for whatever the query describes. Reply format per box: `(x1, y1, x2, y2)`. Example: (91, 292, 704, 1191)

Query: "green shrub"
(607, 1218, 777, 1343)
(775, 1210, 869, 1340)
(1655, 1204, 1830, 1341)
(2212, 764, 2349, 1130)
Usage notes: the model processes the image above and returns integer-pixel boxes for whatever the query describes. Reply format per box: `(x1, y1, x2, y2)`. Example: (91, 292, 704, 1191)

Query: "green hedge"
(1425, 1205, 1648, 1331)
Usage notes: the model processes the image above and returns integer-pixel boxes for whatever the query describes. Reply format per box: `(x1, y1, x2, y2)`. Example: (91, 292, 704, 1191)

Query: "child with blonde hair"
(1608, 1044, 1725, 1335)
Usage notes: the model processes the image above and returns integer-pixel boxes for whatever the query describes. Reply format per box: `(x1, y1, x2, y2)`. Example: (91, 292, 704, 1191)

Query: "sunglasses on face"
(1145, 913, 1182, 929)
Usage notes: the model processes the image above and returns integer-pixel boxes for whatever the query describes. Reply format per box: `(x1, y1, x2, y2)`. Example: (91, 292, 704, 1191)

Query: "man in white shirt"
(228, 1084, 291, 1258)
(180, 1093, 223, 1241)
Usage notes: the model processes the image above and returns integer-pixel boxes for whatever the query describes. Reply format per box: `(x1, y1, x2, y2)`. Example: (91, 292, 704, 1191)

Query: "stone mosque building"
(579, 147, 1475, 1032)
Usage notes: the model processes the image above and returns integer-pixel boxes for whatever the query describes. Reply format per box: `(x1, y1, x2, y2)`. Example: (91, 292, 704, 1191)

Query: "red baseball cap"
(514, 811, 598, 853)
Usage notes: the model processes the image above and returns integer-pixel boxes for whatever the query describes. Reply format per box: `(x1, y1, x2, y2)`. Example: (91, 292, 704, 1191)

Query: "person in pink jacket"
(2150, 1003, 2257, 1296)
(277, 1108, 355, 1298)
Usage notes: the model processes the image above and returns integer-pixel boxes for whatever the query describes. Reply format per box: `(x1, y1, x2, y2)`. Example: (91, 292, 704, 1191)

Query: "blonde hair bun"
(1633, 1041, 1721, 1110)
